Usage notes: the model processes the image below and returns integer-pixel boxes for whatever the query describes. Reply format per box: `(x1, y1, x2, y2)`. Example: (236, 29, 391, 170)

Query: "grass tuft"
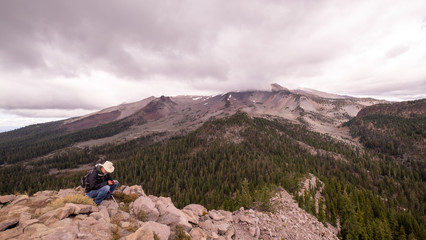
(49, 194, 95, 209)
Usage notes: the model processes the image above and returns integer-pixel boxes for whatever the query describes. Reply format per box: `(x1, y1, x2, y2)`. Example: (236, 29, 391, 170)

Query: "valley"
(0, 85, 424, 239)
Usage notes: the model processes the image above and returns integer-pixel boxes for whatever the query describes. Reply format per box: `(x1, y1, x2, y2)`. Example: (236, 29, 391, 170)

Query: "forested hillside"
(0, 112, 424, 239)
(346, 99, 425, 164)
(0, 118, 133, 165)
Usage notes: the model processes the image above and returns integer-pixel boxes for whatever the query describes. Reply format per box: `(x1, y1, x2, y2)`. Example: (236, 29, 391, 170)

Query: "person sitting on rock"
(85, 161, 119, 205)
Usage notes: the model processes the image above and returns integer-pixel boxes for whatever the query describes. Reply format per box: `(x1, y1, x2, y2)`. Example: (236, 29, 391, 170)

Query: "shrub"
(113, 192, 139, 213)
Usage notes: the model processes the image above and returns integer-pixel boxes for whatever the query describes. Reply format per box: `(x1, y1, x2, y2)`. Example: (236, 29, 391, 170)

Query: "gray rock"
(0, 218, 19, 231)
(190, 227, 208, 240)
(23, 223, 49, 236)
(125, 227, 154, 240)
(217, 223, 231, 235)
(182, 208, 200, 225)
(225, 226, 235, 240)
(217, 210, 233, 222)
(140, 221, 171, 240)
(209, 210, 225, 221)
(9, 195, 29, 206)
(199, 219, 214, 231)
(20, 219, 39, 229)
(38, 206, 71, 225)
(65, 203, 94, 215)
(131, 195, 160, 222)
(0, 226, 23, 239)
(157, 202, 192, 232)
(0, 195, 16, 204)
(18, 212, 31, 223)
(78, 216, 113, 239)
(57, 189, 78, 198)
(123, 185, 146, 197)
(183, 204, 207, 216)
(33, 190, 57, 198)
(154, 196, 173, 215)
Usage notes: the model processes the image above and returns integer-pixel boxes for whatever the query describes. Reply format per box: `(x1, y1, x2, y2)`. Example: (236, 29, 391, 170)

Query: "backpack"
(81, 168, 95, 188)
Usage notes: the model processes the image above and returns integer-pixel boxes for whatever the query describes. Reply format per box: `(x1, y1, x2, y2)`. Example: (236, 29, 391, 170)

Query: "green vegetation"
(173, 225, 191, 240)
(0, 112, 424, 239)
(0, 118, 133, 164)
(346, 113, 426, 163)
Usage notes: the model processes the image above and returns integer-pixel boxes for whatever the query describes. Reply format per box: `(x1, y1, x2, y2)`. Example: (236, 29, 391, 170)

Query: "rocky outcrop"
(0, 185, 338, 240)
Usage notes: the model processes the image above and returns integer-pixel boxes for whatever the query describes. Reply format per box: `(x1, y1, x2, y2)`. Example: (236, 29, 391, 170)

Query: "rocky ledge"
(0, 185, 338, 240)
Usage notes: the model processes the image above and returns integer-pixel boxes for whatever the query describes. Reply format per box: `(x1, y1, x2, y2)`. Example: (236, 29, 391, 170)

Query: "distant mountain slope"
(0, 84, 385, 165)
(346, 99, 426, 163)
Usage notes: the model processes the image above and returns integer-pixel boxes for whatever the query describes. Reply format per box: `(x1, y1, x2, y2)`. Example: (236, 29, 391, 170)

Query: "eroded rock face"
(0, 184, 339, 240)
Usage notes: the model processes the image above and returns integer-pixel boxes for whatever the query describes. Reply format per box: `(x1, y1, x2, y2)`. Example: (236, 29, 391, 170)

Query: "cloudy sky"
(1, 0, 426, 132)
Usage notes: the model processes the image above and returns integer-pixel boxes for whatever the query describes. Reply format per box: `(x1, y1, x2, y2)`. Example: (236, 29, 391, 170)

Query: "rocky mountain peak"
(271, 83, 289, 92)
(0, 184, 338, 240)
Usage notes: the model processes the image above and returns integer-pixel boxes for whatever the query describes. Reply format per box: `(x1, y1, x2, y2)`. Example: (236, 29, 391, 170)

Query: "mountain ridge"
(0, 96, 425, 239)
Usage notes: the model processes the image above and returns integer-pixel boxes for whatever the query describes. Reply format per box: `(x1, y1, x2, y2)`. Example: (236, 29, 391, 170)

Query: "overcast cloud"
(1, 0, 426, 131)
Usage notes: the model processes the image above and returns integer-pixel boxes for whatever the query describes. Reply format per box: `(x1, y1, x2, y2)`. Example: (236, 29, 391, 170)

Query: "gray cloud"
(0, 0, 425, 121)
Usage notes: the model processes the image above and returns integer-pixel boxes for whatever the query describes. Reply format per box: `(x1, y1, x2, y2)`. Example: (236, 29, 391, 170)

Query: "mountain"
(0, 85, 425, 239)
(0, 83, 385, 165)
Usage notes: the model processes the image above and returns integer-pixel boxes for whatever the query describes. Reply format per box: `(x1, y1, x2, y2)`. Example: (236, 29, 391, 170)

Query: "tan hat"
(101, 161, 115, 173)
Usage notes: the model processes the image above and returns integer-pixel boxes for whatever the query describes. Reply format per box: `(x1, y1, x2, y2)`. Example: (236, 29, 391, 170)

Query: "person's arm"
(105, 173, 115, 185)
(87, 170, 107, 190)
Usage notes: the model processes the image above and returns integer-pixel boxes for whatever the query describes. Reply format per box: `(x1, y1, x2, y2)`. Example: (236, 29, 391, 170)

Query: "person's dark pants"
(86, 180, 119, 205)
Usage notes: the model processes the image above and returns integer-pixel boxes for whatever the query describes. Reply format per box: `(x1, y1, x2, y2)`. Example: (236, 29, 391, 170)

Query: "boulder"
(22, 223, 49, 237)
(234, 213, 258, 225)
(183, 204, 207, 216)
(217, 223, 231, 235)
(199, 219, 214, 232)
(209, 210, 225, 221)
(100, 199, 120, 216)
(154, 197, 174, 215)
(44, 218, 79, 239)
(90, 206, 110, 222)
(18, 212, 32, 226)
(0, 195, 16, 204)
(57, 189, 78, 198)
(217, 210, 233, 222)
(131, 196, 159, 222)
(38, 206, 71, 225)
(78, 216, 113, 239)
(0, 226, 23, 239)
(0, 218, 19, 231)
(157, 202, 192, 232)
(33, 190, 57, 198)
(182, 208, 200, 225)
(20, 219, 39, 229)
(122, 185, 146, 197)
(225, 226, 236, 240)
(190, 227, 208, 240)
(0, 205, 30, 220)
(126, 227, 154, 240)
(9, 195, 29, 206)
(70, 203, 94, 214)
(140, 221, 171, 240)
(42, 227, 77, 240)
